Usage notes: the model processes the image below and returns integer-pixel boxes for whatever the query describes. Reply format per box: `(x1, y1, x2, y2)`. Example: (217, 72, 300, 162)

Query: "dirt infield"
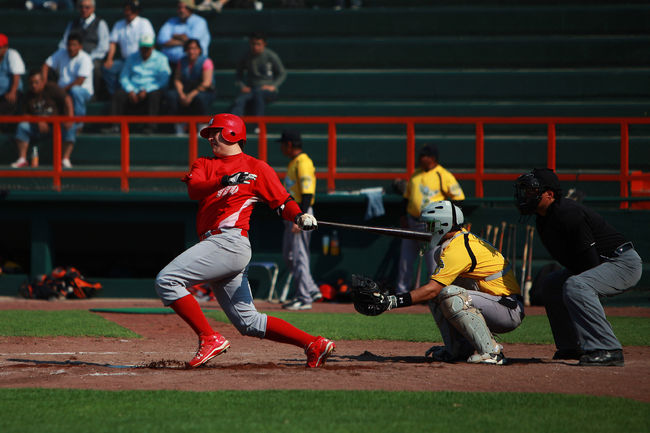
(1, 298, 649, 402)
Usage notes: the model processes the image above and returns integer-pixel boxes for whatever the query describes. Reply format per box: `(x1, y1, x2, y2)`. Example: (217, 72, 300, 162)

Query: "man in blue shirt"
(157, 0, 210, 67)
(107, 34, 171, 134)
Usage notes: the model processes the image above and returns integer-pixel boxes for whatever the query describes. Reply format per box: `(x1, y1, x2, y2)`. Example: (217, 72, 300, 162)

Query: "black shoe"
(578, 349, 624, 367)
(553, 349, 584, 360)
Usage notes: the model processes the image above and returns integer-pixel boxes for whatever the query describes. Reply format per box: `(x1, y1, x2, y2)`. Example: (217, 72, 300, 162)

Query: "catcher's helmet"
(420, 200, 464, 247)
(200, 113, 246, 144)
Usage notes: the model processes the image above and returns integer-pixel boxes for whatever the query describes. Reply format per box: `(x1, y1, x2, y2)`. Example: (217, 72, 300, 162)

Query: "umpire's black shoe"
(552, 349, 584, 360)
(578, 349, 624, 367)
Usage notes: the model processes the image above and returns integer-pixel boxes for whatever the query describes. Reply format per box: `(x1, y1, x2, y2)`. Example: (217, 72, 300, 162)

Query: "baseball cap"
(139, 34, 155, 48)
(278, 129, 302, 143)
(418, 144, 439, 160)
(532, 167, 561, 192)
(0, 34, 8, 47)
(179, 0, 195, 9)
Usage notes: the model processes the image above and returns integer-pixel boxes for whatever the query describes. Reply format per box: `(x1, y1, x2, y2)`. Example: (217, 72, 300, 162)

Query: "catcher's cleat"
(467, 344, 506, 365)
(305, 336, 335, 368)
(189, 333, 230, 368)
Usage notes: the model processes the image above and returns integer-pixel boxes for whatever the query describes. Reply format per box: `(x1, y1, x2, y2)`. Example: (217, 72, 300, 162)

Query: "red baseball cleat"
(305, 336, 335, 368)
(188, 333, 230, 368)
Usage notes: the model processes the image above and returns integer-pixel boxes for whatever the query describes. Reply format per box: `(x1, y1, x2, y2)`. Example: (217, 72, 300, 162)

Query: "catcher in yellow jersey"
(351, 201, 523, 365)
(396, 144, 465, 294)
(279, 130, 322, 310)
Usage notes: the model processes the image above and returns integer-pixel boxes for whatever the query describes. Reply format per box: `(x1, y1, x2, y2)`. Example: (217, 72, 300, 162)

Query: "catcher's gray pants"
(429, 279, 524, 357)
(282, 207, 319, 303)
(396, 215, 435, 294)
(155, 228, 267, 338)
(541, 247, 642, 352)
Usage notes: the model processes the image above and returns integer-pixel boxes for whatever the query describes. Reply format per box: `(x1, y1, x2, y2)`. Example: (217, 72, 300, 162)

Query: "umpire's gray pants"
(155, 228, 267, 338)
(542, 248, 642, 352)
(282, 207, 319, 303)
(396, 215, 435, 294)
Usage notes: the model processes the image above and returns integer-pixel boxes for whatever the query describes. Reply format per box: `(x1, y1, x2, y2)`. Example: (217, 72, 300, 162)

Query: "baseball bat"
(520, 225, 530, 290)
(523, 226, 535, 307)
(318, 220, 433, 242)
(498, 221, 506, 252)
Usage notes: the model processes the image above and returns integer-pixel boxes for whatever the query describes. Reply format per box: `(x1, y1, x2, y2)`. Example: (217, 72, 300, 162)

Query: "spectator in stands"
(57, 0, 110, 100)
(0, 34, 26, 119)
(395, 144, 466, 294)
(157, 0, 211, 68)
(10, 70, 75, 169)
(229, 32, 286, 119)
(25, 0, 73, 11)
(196, 0, 229, 12)
(42, 33, 94, 168)
(103, 0, 155, 95)
(106, 34, 171, 134)
(165, 38, 215, 136)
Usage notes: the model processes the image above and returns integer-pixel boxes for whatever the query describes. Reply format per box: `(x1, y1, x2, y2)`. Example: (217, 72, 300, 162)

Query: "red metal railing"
(1, 115, 649, 205)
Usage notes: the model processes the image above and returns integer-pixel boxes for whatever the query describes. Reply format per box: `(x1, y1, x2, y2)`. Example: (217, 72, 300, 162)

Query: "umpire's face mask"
(514, 173, 543, 215)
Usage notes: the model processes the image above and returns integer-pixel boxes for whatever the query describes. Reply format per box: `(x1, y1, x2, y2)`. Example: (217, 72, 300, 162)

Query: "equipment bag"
(19, 266, 102, 300)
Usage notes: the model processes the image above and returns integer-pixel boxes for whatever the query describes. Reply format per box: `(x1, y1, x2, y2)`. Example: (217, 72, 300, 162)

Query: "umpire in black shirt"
(514, 168, 642, 366)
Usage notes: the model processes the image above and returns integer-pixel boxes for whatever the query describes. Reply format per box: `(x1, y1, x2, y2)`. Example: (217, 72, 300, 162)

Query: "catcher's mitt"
(350, 274, 394, 316)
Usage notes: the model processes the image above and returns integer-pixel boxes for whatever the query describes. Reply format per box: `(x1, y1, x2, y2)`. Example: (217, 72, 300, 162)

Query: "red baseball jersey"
(183, 153, 301, 237)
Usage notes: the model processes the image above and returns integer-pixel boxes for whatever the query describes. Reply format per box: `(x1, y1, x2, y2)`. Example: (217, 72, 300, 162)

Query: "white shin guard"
(436, 285, 497, 355)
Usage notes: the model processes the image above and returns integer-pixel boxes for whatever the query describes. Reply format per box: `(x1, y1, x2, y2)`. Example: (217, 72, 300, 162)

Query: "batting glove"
(221, 172, 258, 186)
(295, 213, 318, 231)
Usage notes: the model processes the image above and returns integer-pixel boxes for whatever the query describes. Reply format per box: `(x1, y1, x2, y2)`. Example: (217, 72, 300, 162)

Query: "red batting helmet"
(200, 113, 246, 144)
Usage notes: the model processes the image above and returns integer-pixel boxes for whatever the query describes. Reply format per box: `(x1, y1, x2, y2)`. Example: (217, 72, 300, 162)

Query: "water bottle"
(322, 234, 330, 255)
(30, 146, 39, 168)
(330, 230, 340, 256)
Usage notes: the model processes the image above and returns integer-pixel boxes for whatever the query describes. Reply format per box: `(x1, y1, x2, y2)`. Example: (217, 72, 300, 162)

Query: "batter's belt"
(200, 228, 249, 241)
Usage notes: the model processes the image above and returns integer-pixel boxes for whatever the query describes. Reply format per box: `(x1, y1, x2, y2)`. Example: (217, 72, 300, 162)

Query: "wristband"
(394, 292, 412, 308)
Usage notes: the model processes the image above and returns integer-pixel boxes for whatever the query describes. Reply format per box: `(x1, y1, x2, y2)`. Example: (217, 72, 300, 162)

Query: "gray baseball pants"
(542, 247, 642, 352)
(429, 283, 525, 357)
(282, 207, 319, 303)
(155, 228, 267, 338)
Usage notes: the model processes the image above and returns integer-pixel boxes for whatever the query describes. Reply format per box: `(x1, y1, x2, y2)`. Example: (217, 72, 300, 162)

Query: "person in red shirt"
(155, 113, 335, 368)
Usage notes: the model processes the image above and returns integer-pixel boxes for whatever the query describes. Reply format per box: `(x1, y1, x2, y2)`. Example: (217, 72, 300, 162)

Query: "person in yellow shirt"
(417, 201, 523, 364)
(350, 201, 523, 364)
(279, 130, 322, 310)
(396, 144, 465, 294)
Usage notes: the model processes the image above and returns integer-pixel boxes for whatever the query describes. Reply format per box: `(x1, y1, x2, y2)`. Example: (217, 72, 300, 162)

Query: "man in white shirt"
(0, 33, 26, 118)
(102, 0, 155, 95)
(42, 33, 94, 168)
(58, 0, 109, 99)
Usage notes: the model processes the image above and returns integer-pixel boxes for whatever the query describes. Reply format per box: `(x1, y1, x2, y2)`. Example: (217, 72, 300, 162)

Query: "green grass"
(0, 310, 140, 338)
(0, 309, 647, 346)
(0, 389, 647, 433)
(206, 311, 650, 346)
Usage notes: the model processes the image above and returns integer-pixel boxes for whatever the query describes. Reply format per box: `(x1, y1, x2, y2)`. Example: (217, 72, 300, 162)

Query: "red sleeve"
(281, 199, 302, 223)
(183, 159, 221, 201)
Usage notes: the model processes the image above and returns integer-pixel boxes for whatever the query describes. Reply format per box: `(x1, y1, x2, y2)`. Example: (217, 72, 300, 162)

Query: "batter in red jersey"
(155, 113, 335, 368)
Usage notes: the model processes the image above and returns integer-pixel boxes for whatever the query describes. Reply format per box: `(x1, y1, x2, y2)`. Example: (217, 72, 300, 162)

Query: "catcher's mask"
(420, 200, 464, 247)
(514, 168, 562, 215)
(200, 113, 246, 145)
